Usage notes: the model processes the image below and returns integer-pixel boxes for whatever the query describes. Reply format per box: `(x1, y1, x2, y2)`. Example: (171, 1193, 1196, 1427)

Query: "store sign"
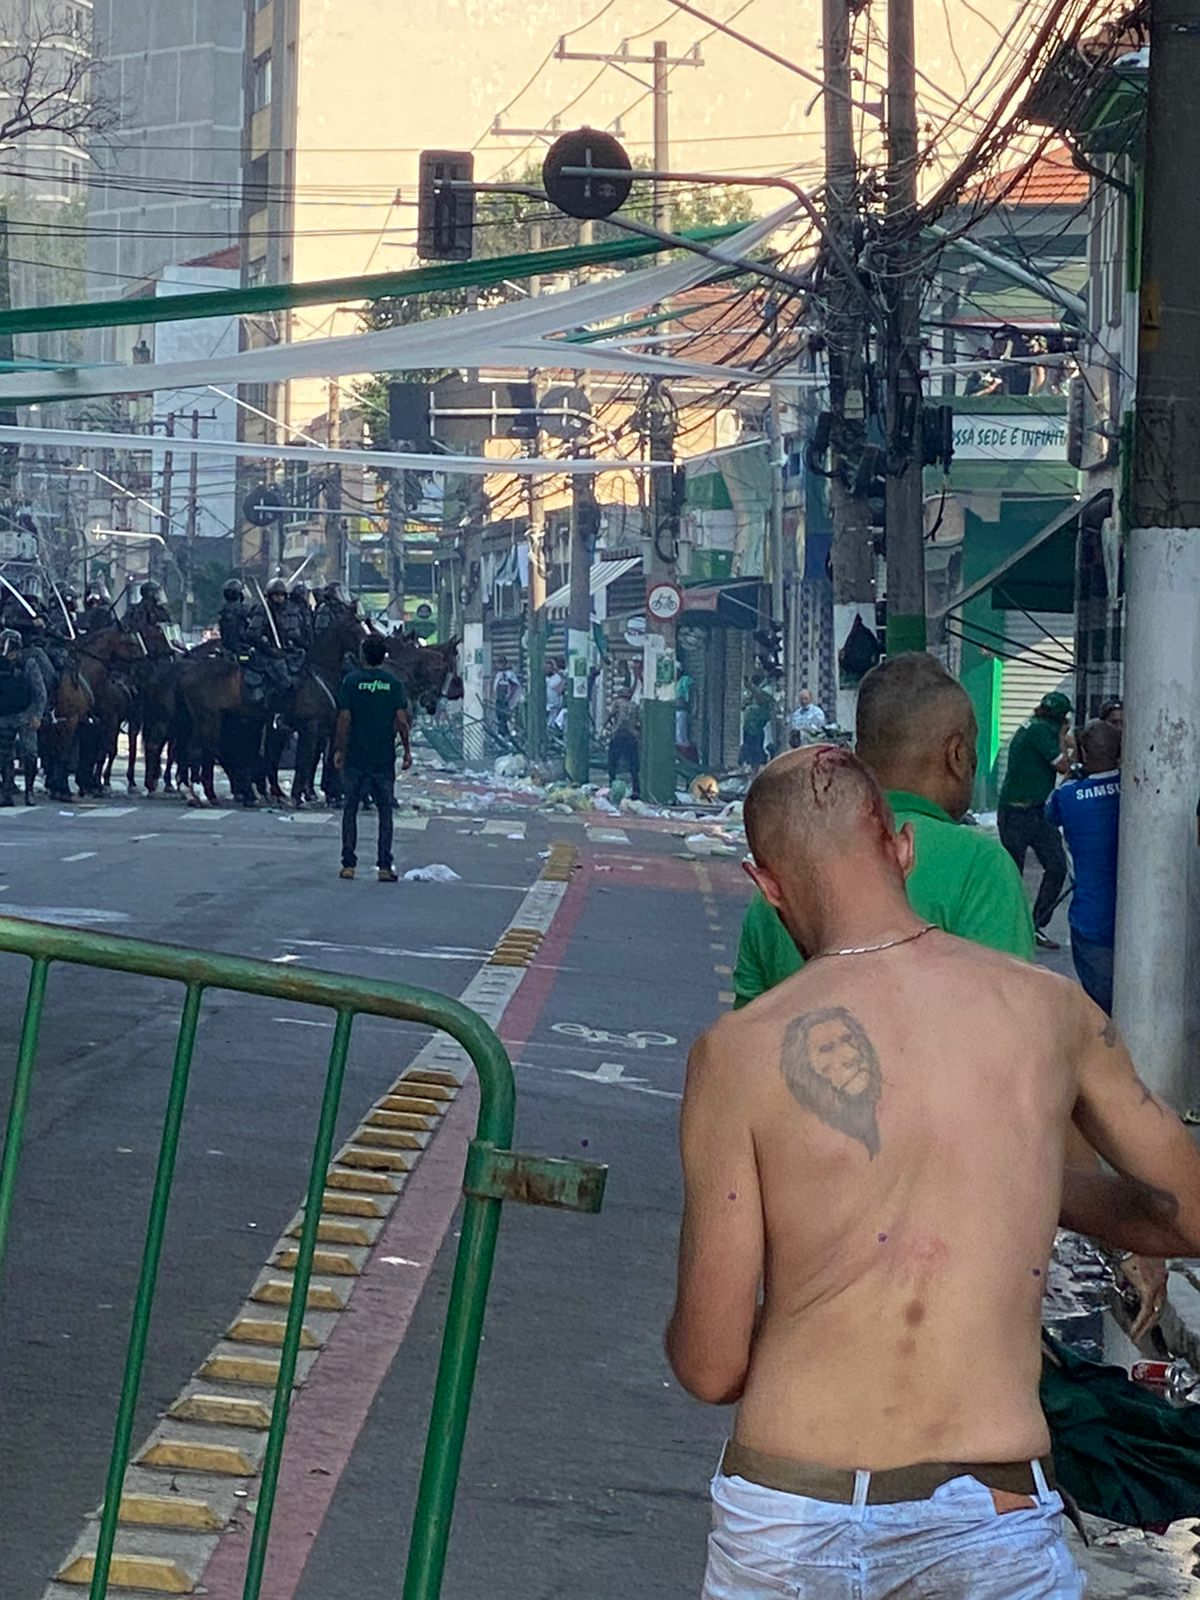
(952, 412, 1067, 463)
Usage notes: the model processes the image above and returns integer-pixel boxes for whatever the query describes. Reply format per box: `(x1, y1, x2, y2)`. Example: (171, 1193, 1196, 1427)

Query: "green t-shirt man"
(733, 788, 1035, 1006)
(999, 714, 1064, 809)
(337, 667, 409, 772)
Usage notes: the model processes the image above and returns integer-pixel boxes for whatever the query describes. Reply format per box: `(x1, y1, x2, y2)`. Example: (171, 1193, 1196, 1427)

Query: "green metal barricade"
(0, 914, 606, 1600)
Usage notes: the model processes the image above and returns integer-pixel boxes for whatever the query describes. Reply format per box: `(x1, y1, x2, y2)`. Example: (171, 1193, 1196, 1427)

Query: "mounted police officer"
(127, 580, 175, 657)
(77, 584, 116, 634)
(242, 578, 304, 710)
(314, 582, 356, 637)
(218, 578, 254, 653)
(0, 628, 46, 806)
(283, 580, 314, 651)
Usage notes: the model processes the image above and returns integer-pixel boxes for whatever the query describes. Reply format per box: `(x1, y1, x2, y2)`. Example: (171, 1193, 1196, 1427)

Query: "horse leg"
(126, 717, 141, 794)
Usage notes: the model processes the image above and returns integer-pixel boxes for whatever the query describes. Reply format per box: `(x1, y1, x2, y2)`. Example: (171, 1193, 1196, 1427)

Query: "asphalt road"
(0, 787, 548, 1600)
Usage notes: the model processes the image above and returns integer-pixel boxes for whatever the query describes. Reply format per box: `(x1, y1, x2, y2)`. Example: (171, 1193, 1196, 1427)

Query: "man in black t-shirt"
(334, 635, 412, 881)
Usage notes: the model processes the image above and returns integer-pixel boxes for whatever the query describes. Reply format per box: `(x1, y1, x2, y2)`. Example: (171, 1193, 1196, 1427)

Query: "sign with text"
(952, 412, 1067, 463)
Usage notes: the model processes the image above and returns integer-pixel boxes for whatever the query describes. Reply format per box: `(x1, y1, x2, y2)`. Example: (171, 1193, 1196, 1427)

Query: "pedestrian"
(668, 744, 1200, 1600)
(788, 687, 827, 747)
(998, 690, 1073, 948)
(334, 635, 412, 883)
(602, 686, 641, 799)
(734, 653, 1033, 1005)
(0, 628, 45, 807)
(1047, 717, 1121, 1014)
(492, 656, 522, 738)
(545, 657, 566, 734)
(740, 675, 774, 770)
(675, 667, 694, 751)
(1099, 697, 1122, 732)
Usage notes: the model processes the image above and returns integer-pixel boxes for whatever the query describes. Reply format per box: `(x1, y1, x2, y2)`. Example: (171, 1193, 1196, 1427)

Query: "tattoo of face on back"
(780, 1006, 883, 1158)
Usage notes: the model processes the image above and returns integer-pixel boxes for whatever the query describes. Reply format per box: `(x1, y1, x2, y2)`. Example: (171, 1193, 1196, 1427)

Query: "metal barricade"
(0, 915, 606, 1600)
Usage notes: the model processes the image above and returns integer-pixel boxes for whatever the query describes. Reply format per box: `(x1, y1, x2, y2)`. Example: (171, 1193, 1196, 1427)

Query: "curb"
(42, 845, 579, 1597)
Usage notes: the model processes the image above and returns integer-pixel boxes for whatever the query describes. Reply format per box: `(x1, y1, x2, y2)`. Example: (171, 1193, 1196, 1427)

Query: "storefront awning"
(680, 578, 764, 629)
(545, 556, 641, 619)
(932, 490, 1111, 618)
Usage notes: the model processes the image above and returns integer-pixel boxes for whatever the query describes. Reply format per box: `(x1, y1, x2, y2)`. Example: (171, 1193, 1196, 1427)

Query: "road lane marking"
(586, 827, 629, 843)
(76, 805, 137, 818)
(61, 851, 97, 863)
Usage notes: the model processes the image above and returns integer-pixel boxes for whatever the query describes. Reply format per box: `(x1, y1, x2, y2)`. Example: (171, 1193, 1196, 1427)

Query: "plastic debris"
(403, 864, 462, 883)
(684, 833, 738, 857)
(493, 754, 527, 779)
(719, 799, 744, 821)
(689, 774, 721, 803)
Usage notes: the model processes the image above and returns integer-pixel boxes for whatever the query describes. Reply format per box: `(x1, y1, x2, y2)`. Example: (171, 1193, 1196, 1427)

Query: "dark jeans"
(1070, 928, 1114, 1015)
(998, 805, 1067, 930)
(607, 730, 640, 797)
(341, 766, 395, 869)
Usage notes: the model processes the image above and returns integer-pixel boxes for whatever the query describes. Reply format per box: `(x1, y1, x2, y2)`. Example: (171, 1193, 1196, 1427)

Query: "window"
(252, 53, 272, 112)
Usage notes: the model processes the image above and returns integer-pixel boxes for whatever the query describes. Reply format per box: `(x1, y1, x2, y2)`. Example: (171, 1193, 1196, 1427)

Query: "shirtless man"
(667, 746, 1200, 1599)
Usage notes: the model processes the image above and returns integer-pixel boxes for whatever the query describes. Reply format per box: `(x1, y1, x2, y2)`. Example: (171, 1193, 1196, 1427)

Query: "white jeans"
(703, 1461, 1085, 1599)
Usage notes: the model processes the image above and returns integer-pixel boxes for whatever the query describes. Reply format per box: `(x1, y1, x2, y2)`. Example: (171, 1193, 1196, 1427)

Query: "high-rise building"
(87, 0, 245, 313)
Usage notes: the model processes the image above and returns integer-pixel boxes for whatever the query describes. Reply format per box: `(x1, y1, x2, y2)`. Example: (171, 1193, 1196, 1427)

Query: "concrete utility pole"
(525, 217, 547, 760)
(822, 0, 875, 727)
(565, 461, 596, 783)
(1114, 0, 1200, 1110)
(653, 40, 672, 232)
(641, 380, 679, 804)
(883, 0, 926, 655)
(183, 411, 199, 633)
(159, 412, 175, 585)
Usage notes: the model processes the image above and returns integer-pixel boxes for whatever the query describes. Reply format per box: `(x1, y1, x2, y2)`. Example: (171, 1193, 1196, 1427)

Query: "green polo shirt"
(732, 790, 1035, 1007)
(999, 716, 1062, 809)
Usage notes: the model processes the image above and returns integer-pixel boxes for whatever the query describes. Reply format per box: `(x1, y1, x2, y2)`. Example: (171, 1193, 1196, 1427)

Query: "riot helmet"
(84, 585, 110, 608)
(289, 580, 310, 605)
(140, 580, 164, 604)
(223, 579, 245, 603)
(19, 573, 42, 602)
(265, 577, 288, 601)
(0, 628, 22, 657)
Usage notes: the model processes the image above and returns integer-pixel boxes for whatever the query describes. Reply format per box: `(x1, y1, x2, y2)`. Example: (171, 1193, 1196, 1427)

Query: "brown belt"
(721, 1440, 1055, 1505)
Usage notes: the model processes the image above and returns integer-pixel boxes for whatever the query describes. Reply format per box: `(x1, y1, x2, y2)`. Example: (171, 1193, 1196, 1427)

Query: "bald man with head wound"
(667, 746, 1200, 1600)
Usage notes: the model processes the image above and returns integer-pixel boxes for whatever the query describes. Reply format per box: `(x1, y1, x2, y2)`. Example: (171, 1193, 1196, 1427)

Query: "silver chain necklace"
(810, 923, 936, 961)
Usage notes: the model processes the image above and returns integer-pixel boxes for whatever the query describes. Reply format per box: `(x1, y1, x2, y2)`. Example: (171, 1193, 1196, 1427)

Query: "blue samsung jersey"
(1046, 772, 1120, 944)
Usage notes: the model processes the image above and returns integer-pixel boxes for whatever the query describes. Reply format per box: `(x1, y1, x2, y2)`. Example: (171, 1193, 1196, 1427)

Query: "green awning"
(933, 491, 1110, 618)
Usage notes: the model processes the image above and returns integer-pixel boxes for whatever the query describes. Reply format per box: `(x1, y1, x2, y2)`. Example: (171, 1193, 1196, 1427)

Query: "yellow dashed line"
(326, 1165, 403, 1193)
(138, 1438, 257, 1476)
(368, 1108, 435, 1132)
(335, 1146, 414, 1173)
(252, 1277, 346, 1312)
(355, 1126, 426, 1151)
(59, 1554, 194, 1593)
(170, 1393, 272, 1429)
(321, 1190, 391, 1218)
(274, 1246, 361, 1276)
(200, 1352, 281, 1386)
(119, 1493, 224, 1532)
(286, 1216, 375, 1246)
(228, 1316, 319, 1349)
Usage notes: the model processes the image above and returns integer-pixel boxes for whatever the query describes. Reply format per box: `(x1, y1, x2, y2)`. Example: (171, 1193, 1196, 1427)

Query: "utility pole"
(565, 458, 596, 783)
(883, 0, 926, 655)
(653, 40, 672, 232)
(641, 380, 679, 804)
(183, 411, 199, 633)
(822, 0, 874, 728)
(159, 412, 175, 587)
(327, 379, 345, 586)
(1113, 0, 1200, 1110)
(524, 216, 548, 760)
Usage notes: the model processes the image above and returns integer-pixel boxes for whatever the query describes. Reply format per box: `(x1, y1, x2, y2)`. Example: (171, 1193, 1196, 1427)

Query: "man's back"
(722, 933, 1074, 1469)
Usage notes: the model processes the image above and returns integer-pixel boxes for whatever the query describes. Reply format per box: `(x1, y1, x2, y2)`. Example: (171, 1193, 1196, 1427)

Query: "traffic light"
(417, 151, 475, 261)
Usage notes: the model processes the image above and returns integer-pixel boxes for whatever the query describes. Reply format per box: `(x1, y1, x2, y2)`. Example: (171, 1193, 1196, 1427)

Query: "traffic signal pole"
(1114, 0, 1200, 1110)
(640, 381, 679, 804)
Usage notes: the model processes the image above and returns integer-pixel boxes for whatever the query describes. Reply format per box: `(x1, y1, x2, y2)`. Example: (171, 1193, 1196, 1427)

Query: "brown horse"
(48, 626, 144, 800)
(383, 632, 463, 713)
